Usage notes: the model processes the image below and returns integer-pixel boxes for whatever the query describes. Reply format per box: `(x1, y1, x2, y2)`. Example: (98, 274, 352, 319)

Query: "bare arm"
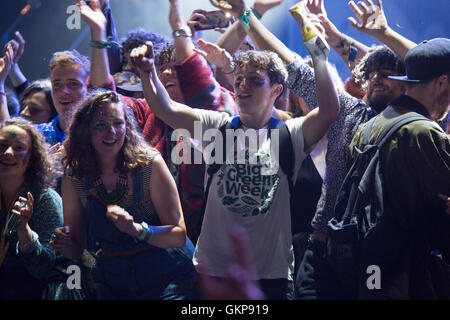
(54, 176, 86, 261)
(104, 156, 188, 248)
(215, 0, 284, 55)
(348, 0, 416, 60)
(0, 44, 15, 121)
(302, 56, 339, 150)
(78, 0, 111, 87)
(131, 43, 199, 136)
(168, 0, 196, 63)
(210, 0, 296, 64)
(148, 155, 187, 248)
(7, 31, 28, 88)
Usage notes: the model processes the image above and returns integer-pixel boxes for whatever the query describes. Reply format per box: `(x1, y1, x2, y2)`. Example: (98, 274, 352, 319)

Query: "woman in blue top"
(52, 90, 194, 299)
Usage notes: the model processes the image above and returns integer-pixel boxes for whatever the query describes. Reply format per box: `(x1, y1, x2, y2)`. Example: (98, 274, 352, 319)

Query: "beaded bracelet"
(90, 36, 122, 49)
(238, 8, 253, 29)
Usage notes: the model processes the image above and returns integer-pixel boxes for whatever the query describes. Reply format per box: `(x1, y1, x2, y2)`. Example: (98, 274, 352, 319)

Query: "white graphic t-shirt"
(193, 109, 311, 280)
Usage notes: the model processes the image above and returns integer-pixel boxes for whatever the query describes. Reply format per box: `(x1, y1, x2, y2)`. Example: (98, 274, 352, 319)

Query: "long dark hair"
(63, 90, 151, 179)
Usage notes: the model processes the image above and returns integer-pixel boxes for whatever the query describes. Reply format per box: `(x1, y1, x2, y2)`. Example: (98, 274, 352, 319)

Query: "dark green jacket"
(349, 95, 450, 299)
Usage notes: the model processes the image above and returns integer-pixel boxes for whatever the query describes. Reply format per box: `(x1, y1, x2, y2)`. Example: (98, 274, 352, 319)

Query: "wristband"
(250, 7, 262, 20)
(138, 221, 155, 244)
(348, 46, 358, 62)
(172, 26, 192, 38)
(90, 36, 122, 49)
(238, 8, 252, 30)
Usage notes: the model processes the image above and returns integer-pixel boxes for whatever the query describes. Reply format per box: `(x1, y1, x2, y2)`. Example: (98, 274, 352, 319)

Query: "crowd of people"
(0, 0, 449, 300)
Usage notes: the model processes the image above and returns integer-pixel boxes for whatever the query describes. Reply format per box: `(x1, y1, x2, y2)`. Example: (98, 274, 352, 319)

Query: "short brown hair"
(63, 90, 151, 179)
(234, 50, 288, 87)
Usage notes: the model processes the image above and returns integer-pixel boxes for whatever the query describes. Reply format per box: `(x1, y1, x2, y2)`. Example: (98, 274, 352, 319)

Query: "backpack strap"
(199, 116, 238, 223)
(278, 123, 295, 197)
(362, 109, 430, 148)
(376, 113, 430, 148)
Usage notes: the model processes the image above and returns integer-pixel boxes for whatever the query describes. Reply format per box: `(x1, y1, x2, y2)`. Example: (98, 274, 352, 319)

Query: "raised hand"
(194, 39, 234, 72)
(77, 0, 107, 32)
(209, 0, 247, 18)
(252, 0, 284, 16)
(7, 31, 25, 65)
(197, 225, 265, 300)
(348, 0, 388, 36)
(130, 42, 155, 75)
(305, 0, 326, 17)
(0, 44, 15, 85)
(11, 192, 34, 230)
(106, 205, 141, 237)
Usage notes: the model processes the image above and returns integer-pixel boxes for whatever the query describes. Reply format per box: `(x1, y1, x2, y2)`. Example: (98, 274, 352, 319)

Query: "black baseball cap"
(388, 38, 450, 83)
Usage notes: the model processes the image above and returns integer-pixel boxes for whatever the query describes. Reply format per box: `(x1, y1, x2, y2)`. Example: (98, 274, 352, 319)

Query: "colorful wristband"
(90, 36, 122, 49)
(348, 46, 358, 62)
(238, 8, 252, 30)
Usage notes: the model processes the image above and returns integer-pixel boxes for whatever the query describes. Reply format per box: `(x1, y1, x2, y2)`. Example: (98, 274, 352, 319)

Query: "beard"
(367, 92, 392, 114)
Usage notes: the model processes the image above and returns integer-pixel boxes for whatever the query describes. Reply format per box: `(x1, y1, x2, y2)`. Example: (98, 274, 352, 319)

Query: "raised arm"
(301, 54, 339, 150)
(348, 0, 416, 60)
(78, 0, 111, 88)
(130, 42, 199, 135)
(7, 31, 29, 93)
(215, 0, 284, 55)
(306, 0, 369, 71)
(0, 44, 15, 121)
(168, 0, 196, 63)
(210, 0, 296, 64)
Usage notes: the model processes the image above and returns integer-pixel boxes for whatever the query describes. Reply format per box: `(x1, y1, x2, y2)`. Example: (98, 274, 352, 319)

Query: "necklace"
(92, 171, 128, 205)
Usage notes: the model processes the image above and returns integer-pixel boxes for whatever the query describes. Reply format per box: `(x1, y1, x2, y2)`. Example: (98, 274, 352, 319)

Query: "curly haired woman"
(52, 90, 194, 299)
(0, 118, 65, 299)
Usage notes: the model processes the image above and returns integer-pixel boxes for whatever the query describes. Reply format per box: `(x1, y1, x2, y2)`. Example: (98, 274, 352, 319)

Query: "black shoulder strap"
(200, 118, 237, 221)
(278, 123, 295, 196)
(362, 111, 430, 148)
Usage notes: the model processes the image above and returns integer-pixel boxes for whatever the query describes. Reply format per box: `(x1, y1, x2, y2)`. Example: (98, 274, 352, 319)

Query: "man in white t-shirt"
(130, 33, 339, 298)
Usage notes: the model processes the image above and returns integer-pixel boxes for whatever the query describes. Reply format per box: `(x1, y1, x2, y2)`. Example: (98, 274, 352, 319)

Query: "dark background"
(1, 0, 449, 85)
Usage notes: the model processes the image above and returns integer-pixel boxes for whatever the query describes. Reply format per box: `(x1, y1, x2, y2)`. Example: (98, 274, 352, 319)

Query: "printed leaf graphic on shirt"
(223, 196, 239, 206)
(241, 196, 259, 206)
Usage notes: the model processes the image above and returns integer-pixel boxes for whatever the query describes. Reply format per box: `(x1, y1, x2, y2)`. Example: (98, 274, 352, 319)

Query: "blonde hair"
(49, 50, 90, 76)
